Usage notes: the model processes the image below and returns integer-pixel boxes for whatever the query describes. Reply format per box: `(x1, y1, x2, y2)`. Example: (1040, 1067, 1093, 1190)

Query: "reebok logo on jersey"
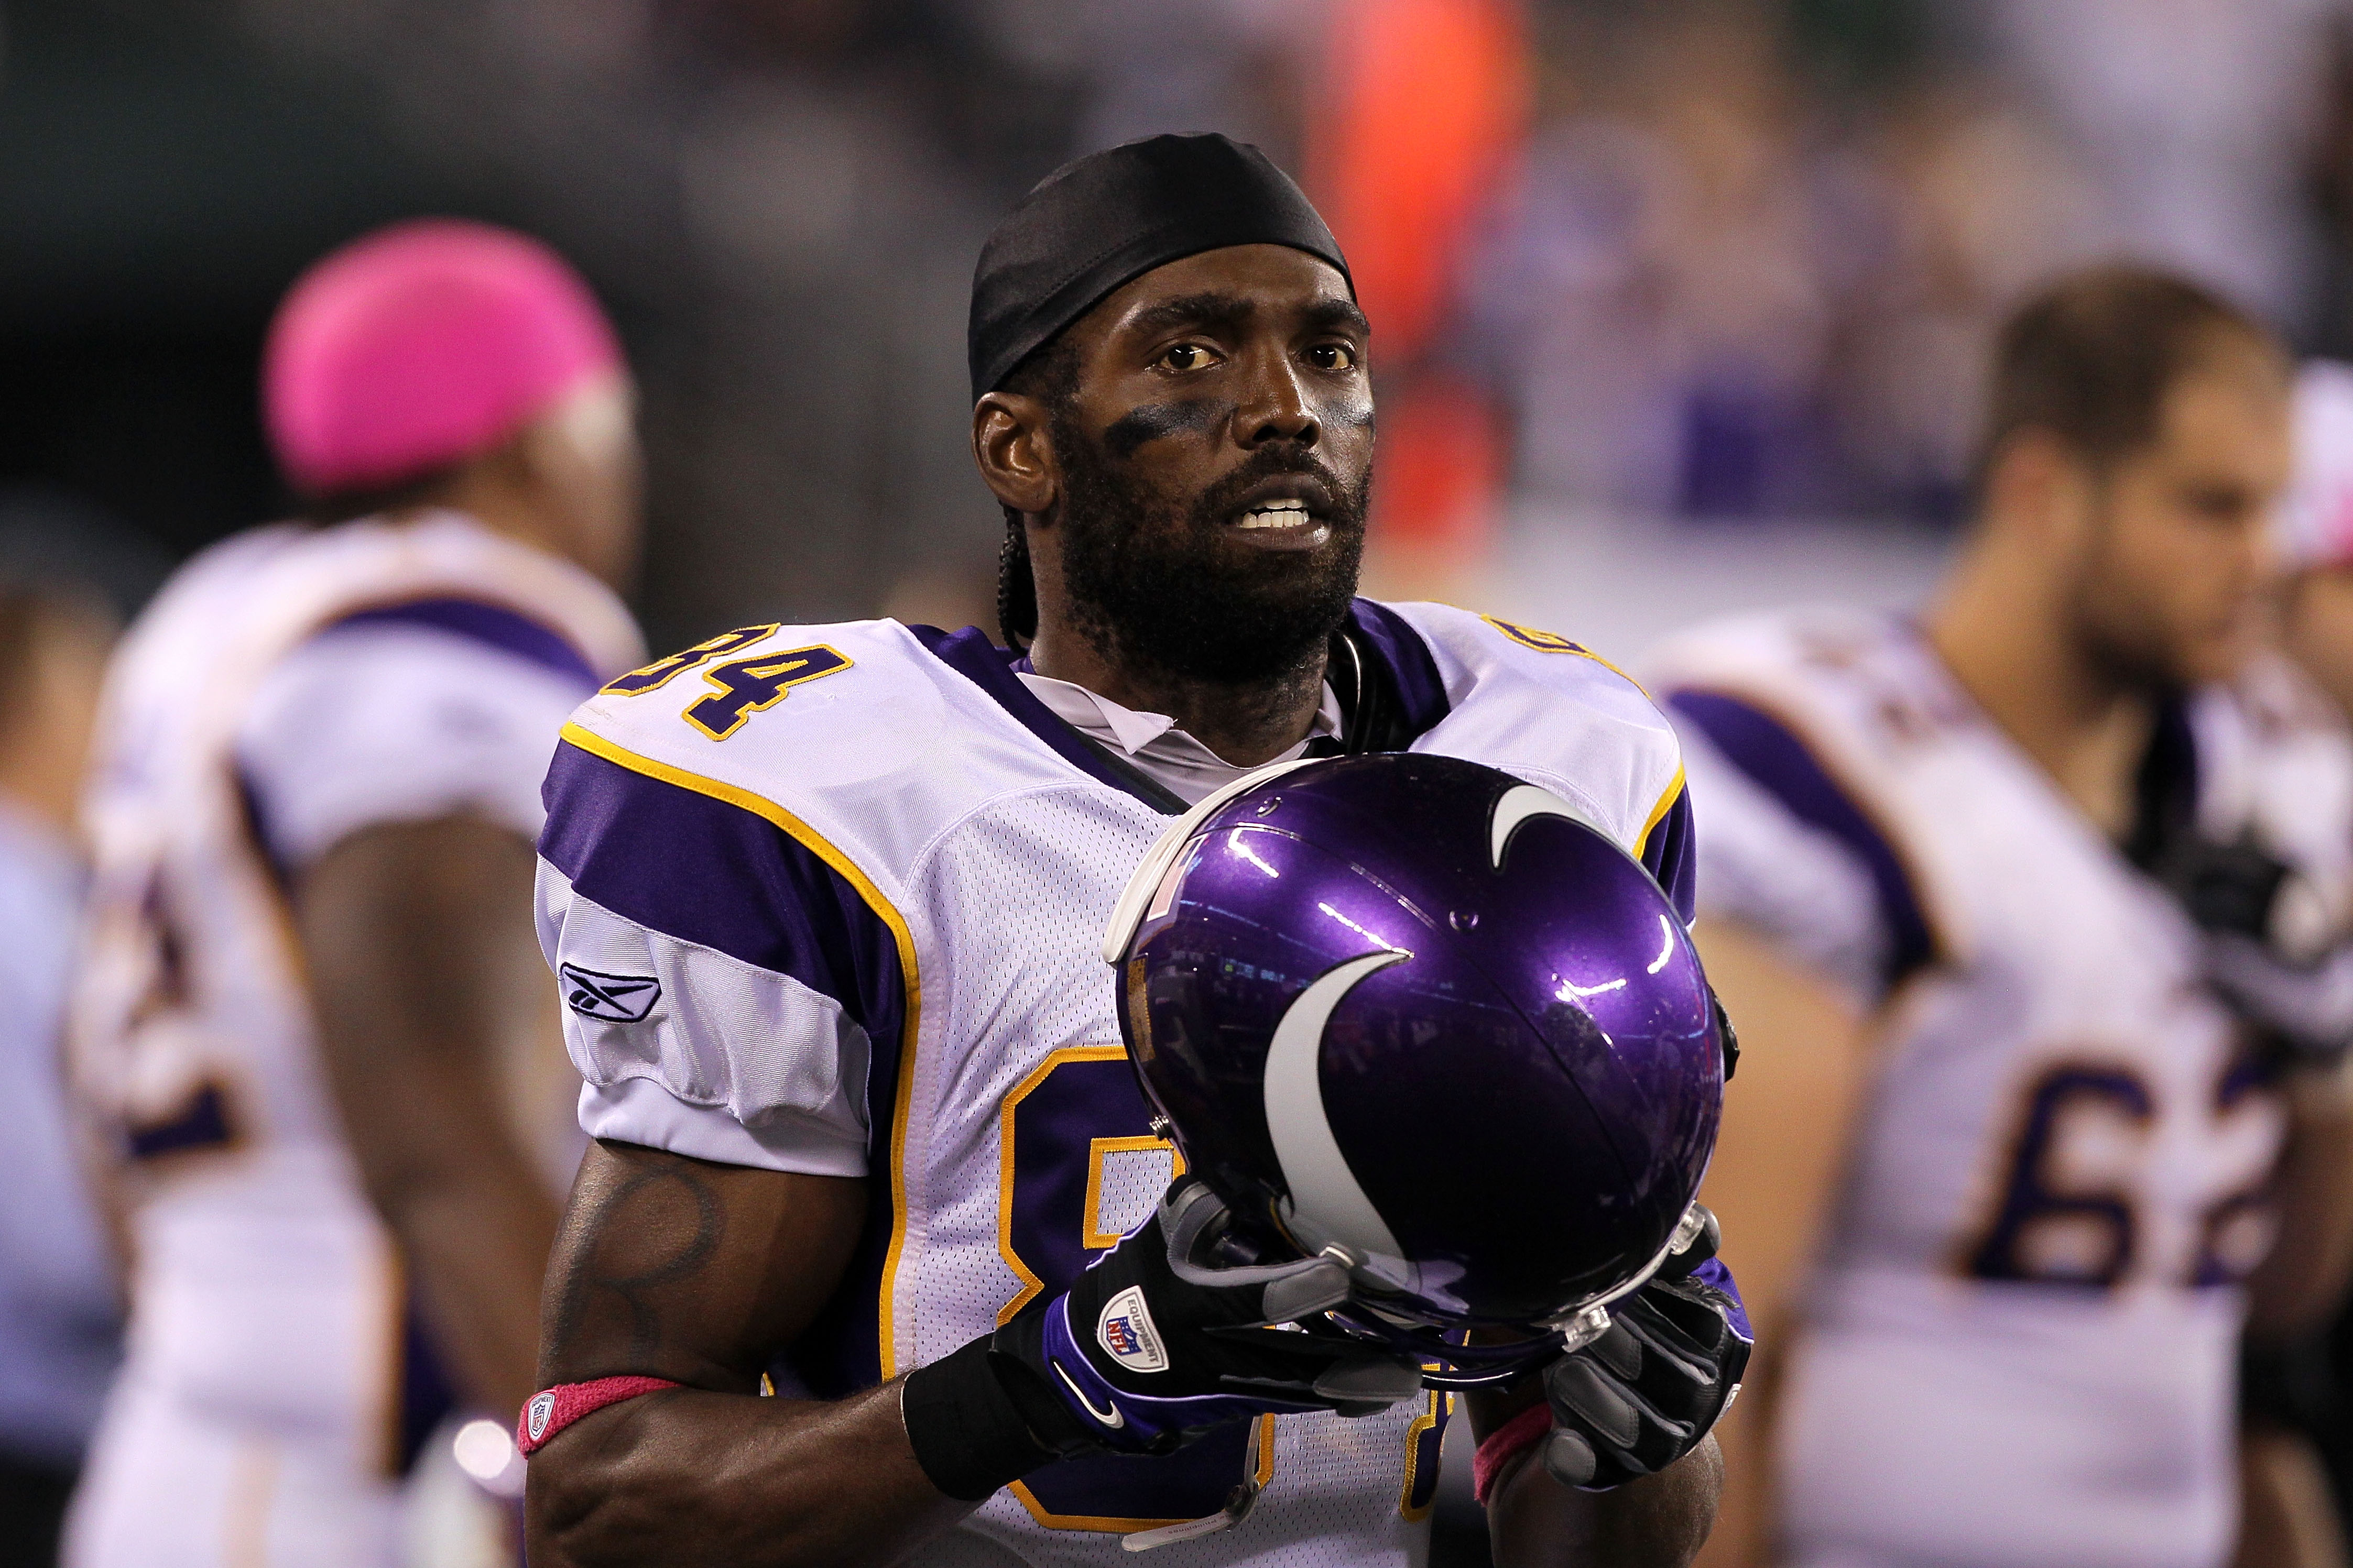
(1097, 1287, 1169, 1374)
(560, 963, 661, 1024)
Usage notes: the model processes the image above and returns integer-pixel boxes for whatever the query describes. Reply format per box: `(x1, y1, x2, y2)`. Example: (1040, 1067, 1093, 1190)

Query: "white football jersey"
(1644, 608, 2353, 1568)
(536, 602, 1691, 1567)
(66, 512, 640, 1567)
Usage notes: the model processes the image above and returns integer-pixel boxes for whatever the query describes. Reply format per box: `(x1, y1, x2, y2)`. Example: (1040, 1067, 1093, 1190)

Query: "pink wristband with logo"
(517, 1376, 681, 1455)
(1472, 1403, 1555, 1505)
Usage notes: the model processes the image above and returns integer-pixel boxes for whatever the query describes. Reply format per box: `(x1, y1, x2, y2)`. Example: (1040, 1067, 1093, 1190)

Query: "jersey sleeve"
(536, 731, 906, 1178)
(1662, 688, 1929, 1003)
(235, 609, 596, 874)
(1640, 783, 1697, 925)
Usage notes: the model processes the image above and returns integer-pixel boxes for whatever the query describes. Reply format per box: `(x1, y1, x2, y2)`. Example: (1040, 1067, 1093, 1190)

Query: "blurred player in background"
(63, 220, 644, 1568)
(0, 507, 139, 1568)
(2248, 356, 2353, 1566)
(1645, 266, 2353, 1568)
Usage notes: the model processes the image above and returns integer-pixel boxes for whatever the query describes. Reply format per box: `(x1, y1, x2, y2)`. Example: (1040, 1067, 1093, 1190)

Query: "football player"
(522, 134, 1740, 1567)
(2235, 356, 2353, 1567)
(65, 221, 645, 1566)
(1644, 266, 2353, 1568)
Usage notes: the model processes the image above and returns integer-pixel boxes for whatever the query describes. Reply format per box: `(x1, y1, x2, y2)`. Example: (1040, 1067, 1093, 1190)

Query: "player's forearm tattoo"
(549, 1157, 724, 1366)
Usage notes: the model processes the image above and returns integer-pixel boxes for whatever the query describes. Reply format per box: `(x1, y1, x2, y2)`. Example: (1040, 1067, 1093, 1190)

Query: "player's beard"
(1051, 420, 1369, 685)
(2065, 503, 2229, 696)
(2070, 581, 2191, 697)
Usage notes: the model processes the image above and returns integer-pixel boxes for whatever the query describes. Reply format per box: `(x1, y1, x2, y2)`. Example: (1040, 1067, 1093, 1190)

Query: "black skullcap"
(969, 134, 1353, 401)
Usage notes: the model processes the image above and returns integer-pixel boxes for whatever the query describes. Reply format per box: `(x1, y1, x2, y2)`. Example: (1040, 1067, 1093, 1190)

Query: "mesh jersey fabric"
(537, 600, 1684, 1564)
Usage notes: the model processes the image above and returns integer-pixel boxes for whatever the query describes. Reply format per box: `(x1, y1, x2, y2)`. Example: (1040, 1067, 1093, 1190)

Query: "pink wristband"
(517, 1376, 681, 1455)
(1472, 1403, 1554, 1505)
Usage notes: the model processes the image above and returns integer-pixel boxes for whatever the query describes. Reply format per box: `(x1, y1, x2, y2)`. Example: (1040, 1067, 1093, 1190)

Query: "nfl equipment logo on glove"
(1099, 1288, 1170, 1373)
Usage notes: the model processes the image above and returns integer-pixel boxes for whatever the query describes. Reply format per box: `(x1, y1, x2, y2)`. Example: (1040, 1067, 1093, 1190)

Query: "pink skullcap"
(2281, 360, 2353, 571)
(264, 218, 622, 497)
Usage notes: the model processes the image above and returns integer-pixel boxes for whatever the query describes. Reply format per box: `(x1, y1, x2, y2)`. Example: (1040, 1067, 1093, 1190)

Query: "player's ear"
(974, 391, 1058, 519)
(1985, 427, 2097, 547)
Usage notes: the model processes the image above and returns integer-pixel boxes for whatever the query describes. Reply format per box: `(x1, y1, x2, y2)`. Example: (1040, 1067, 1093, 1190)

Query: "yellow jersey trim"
(995, 1041, 1264, 1534)
(1397, 1389, 1448, 1522)
(1634, 764, 1687, 865)
(1007, 1415, 1277, 1534)
(553, 720, 925, 1378)
(1480, 613, 1655, 697)
(995, 1043, 1128, 1325)
(1082, 1134, 1186, 1251)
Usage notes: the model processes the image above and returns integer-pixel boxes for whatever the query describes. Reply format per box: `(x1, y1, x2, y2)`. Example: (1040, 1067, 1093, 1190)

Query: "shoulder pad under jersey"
(1384, 601, 1685, 860)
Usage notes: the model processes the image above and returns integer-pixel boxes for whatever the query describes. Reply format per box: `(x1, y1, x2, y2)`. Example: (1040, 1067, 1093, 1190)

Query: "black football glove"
(1536, 1207, 1753, 1492)
(902, 1177, 1421, 1499)
(2148, 828, 2353, 1062)
(998, 1176, 1424, 1455)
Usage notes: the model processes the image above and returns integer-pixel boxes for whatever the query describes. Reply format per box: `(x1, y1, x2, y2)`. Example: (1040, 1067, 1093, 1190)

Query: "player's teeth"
(1239, 502, 1310, 528)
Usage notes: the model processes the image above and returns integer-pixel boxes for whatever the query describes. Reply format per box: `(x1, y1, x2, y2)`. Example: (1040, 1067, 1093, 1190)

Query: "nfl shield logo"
(527, 1391, 557, 1443)
(1095, 1286, 1170, 1373)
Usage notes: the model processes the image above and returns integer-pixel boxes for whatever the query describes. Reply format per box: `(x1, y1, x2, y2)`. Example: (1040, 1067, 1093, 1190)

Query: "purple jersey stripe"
(329, 596, 598, 688)
(538, 739, 907, 1061)
(1345, 598, 1451, 736)
(1665, 688, 1933, 988)
(908, 624, 1160, 801)
(395, 1297, 457, 1478)
(910, 601, 1451, 808)
(1643, 785, 1699, 926)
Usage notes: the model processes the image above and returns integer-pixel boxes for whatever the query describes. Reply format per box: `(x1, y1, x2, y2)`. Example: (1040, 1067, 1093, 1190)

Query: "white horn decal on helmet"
(1264, 948, 1412, 1259)
(1489, 783, 1606, 869)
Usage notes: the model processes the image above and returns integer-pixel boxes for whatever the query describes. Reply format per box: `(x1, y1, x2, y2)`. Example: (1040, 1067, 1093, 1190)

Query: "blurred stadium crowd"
(15, 0, 2353, 635)
(14, 1, 2353, 1566)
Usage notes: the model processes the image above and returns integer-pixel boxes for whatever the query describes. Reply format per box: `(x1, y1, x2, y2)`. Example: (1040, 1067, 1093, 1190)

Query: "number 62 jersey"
(535, 601, 1693, 1568)
(1644, 607, 2353, 1568)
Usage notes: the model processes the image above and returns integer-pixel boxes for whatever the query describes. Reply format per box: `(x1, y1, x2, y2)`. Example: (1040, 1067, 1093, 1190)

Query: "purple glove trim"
(1689, 1256, 1752, 1343)
(1034, 1294, 1295, 1455)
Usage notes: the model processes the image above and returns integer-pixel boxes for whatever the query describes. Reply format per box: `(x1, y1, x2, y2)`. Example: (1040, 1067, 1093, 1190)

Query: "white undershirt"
(1014, 671, 1344, 804)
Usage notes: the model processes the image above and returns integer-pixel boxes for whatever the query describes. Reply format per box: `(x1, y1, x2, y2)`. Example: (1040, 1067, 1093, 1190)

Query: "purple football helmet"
(1101, 754, 1725, 1384)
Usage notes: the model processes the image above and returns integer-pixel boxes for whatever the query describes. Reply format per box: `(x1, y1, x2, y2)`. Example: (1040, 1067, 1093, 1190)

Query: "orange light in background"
(1309, 0, 1529, 359)
(1309, 0, 1528, 585)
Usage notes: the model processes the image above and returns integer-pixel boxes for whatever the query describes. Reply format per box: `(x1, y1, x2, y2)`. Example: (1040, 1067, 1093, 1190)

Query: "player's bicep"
(539, 1138, 866, 1391)
(298, 817, 548, 1172)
